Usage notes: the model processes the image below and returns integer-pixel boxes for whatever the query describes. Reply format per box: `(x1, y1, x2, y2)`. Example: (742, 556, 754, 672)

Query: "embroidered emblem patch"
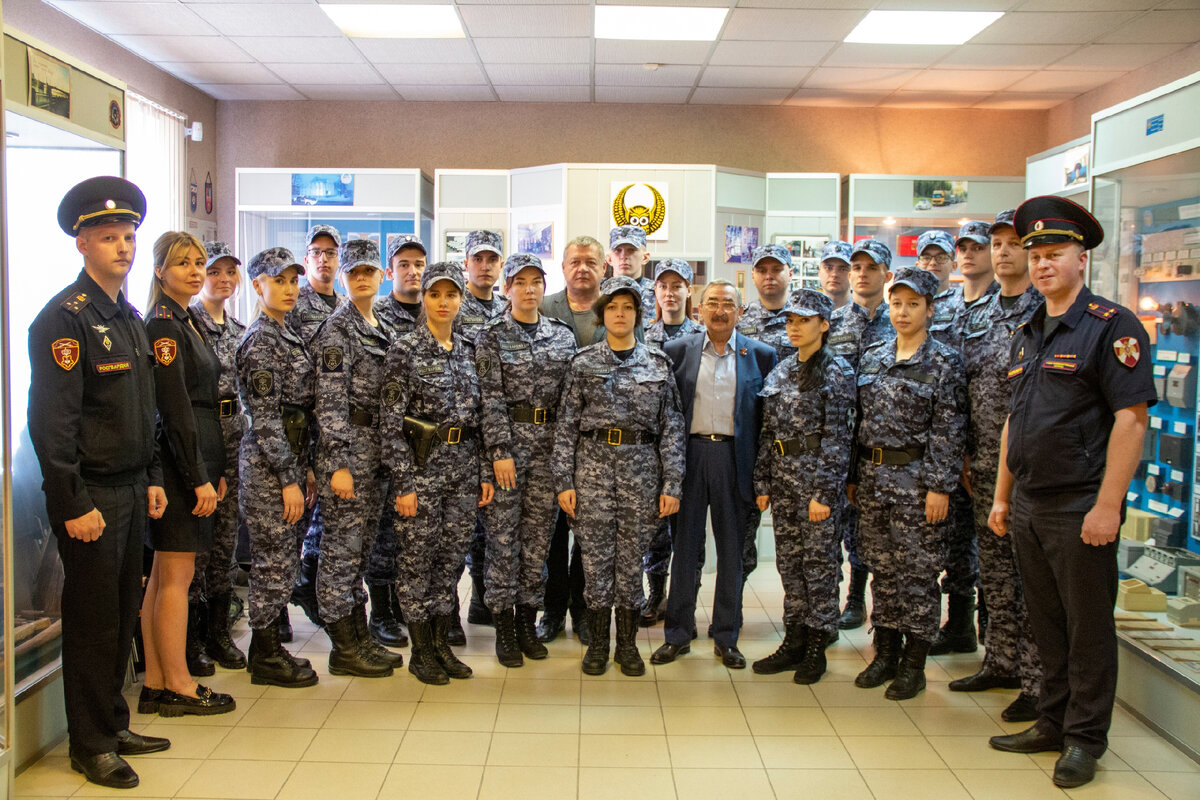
(52, 338, 80, 371)
(154, 337, 177, 366)
(322, 346, 344, 372)
(251, 369, 274, 397)
(381, 381, 402, 407)
(1113, 336, 1140, 367)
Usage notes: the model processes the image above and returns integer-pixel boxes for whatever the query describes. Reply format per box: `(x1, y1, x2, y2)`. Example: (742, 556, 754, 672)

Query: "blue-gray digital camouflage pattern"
(654, 258, 693, 284)
(466, 229, 503, 257)
(917, 229, 955, 256)
(339, 238, 381, 272)
(503, 252, 545, 282)
(737, 301, 797, 362)
(387, 234, 426, 263)
(373, 293, 420, 337)
(820, 241, 852, 265)
(990, 209, 1017, 234)
(288, 284, 344, 346)
(248, 247, 305, 280)
(306, 224, 341, 248)
(828, 301, 896, 372)
(751, 243, 793, 270)
(851, 239, 892, 268)
(784, 288, 833, 321)
(890, 266, 940, 299)
(609, 225, 647, 250)
(644, 316, 703, 353)
(202, 240, 240, 269)
(956, 220, 991, 246)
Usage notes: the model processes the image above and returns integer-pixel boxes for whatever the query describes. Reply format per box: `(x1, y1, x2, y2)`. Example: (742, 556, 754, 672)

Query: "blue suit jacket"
(664, 331, 777, 504)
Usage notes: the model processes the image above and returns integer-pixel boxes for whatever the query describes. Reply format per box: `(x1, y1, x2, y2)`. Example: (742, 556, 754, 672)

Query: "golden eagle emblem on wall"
(612, 184, 666, 235)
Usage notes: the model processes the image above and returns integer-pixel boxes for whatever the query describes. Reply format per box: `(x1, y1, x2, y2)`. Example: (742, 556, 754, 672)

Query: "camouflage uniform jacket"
(737, 300, 797, 361)
(637, 276, 657, 321)
(189, 301, 246, 406)
(929, 285, 966, 350)
(828, 300, 895, 371)
(373, 292, 419, 337)
(455, 288, 506, 347)
(644, 316, 703, 352)
(287, 284, 343, 344)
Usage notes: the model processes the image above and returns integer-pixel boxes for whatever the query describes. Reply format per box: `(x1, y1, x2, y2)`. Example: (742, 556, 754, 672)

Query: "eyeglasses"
(307, 248, 338, 260)
(916, 254, 953, 266)
(701, 300, 739, 312)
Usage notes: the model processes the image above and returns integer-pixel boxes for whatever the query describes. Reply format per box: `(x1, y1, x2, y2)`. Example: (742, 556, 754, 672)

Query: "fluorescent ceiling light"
(595, 6, 728, 42)
(319, 3, 464, 38)
(845, 10, 1003, 45)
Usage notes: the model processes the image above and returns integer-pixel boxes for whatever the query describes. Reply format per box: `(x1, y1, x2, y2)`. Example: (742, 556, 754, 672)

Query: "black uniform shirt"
(1005, 286, 1157, 511)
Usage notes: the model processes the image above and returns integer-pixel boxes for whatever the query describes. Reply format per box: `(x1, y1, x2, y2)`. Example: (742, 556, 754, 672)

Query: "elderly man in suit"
(652, 279, 777, 668)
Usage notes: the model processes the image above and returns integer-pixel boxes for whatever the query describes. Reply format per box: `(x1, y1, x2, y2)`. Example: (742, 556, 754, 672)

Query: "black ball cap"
(1014, 195, 1103, 251)
(57, 176, 146, 236)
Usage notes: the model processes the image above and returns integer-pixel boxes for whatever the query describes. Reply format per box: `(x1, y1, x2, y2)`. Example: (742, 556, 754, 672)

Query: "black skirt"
(147, 409, 225, 553)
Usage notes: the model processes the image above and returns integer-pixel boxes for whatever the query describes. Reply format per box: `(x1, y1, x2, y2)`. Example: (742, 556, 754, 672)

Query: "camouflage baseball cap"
(248, 247, 305, 279)
(421, 260, 466, 292)
(917, 229, 955, 256)
(386, 234, 426, 263)
(503, 253, 546, 282)
(956, 220, 991, 247)
(751, 243, 794, 271)
(466, 230, 502, 258)
(783, 288, 833, 321)
(890, 267, 940, 298)
(820, 240, 853, 265)
(338, 238, 382, 273)
(989, 209, 1017, 234)
(851, 239, 892, 268)
(203, 240, 240, 269)
(306, 224, 341, 248)
(653, 258, 693, 284)
(609, 225, 647, 250)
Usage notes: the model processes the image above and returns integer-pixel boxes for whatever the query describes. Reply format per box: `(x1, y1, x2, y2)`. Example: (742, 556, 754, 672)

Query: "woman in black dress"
(139, 232, 234, 717)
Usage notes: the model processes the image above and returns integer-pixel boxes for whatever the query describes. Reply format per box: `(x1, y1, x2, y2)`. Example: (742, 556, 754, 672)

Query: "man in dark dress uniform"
(28, 177, 171, 789)
(988, 196, 1156, 789)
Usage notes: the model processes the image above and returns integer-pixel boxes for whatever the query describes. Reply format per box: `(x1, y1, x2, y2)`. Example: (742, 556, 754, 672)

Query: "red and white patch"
(154, 337, 178, 367)
(1113, 336, 1140, 367)
(52, 338, 80, 371)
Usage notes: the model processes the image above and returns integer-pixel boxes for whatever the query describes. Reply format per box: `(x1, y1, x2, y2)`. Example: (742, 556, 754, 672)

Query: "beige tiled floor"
(16, 569, 1200, 800)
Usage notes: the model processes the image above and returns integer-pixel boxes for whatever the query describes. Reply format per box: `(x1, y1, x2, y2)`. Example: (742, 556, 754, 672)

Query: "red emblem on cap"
(1113, 336, 1140, 367)
(52, 338, 80, 371)
(154, 337, 178, 367)
(1034, 221, 1044, 231)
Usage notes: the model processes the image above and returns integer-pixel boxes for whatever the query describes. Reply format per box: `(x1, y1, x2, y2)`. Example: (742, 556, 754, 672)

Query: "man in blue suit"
(652, 280, 777, 668)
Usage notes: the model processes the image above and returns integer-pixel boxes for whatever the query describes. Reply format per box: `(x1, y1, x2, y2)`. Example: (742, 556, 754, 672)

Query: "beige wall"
(3, 0, 218, 227)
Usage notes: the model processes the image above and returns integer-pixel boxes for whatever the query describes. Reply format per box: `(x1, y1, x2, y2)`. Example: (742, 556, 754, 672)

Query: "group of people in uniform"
(29, 175, 1153, 791)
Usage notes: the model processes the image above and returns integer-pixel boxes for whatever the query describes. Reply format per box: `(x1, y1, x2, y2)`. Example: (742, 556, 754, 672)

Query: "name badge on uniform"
(499, 341, 529, 352)
(95, 359, 132, 375)
(460, 316, 485, 325)
(417, 365, 445, 377)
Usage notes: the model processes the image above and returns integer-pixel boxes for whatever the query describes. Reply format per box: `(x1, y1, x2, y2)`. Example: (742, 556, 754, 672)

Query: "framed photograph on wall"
(27, 47, 71, 119)
(444, 229, 505, 261)
(724, 225, 759, 264)
(774, 234, 828, 290)
(516, 222, 554, 261)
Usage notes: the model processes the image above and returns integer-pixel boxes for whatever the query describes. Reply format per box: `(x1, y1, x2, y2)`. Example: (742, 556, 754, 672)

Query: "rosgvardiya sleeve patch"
(154, 337, 178, 366)
(251, 369, 274, 397)
(52, 338, 80, 371)
(322, 346, 344, 372)
(1113, 336, 1141, 367)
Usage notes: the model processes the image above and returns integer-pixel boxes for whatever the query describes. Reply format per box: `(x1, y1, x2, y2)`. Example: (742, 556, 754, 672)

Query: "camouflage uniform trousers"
(839, 500, 865, 570)
(575, 440, 660, 610)
(189, 416, 243, 603)
(972, 467, 1043, 696)
(393, 441, 480, 623)
(241, 443, 307, 630)
(365, 500, 400, 586)
(315, 432, 388, 622)
(773, 493, 842, 635)
(856, 468, 947, 640)
(482, 432, 558, 612)
(939, 483, 979, 596)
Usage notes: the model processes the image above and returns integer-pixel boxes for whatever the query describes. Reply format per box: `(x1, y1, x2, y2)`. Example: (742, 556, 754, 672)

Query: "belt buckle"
(607, 428, 622, 446)
(219, 399, 234, 417)
(774, 439, 785, 456)
(446, 427, 462, 445)
(533, 407, 547, 425)
(872, 447, 884, 465)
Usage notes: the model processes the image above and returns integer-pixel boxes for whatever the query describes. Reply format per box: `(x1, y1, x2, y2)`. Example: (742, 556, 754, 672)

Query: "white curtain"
(124, 91, 186, 312)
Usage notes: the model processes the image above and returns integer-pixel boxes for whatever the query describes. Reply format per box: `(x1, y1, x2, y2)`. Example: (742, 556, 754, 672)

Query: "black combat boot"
(930, 592, 978, 655)
(493, 607, 524, 668)
(247, 625, 318, 688)
(467, 574, 493, 626)
(855, 627, 902, 688)
(752, 622, 807, 675)
(353, 603, 403, 667)
(571, 609, 591, 646)
(433, 615, 474, 679)
(186, 602, 216, 677)
(639, 573, 667, 627)
(326, 615, 393, 678)
(407, 619, 448, 686)
(614, 607, 646, 676)
(368, 584, 408, 648)
(515, 605, 548, 659)
(886, 635, 931, 700)
(581, 608, 612, 676)
(792, 627, 829, 685)
(205, 592, 246, 670)
(838, 566, 868, 630)
(276, 607, 293, 643)
(290, 551, 323, 626)
(446, 595, 467, 646)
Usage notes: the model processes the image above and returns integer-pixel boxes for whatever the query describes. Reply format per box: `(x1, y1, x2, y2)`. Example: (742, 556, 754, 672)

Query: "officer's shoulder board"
(60, 292, 91, 315)
(149, 303, 174, 321)
(1085, 299, 1119, 322)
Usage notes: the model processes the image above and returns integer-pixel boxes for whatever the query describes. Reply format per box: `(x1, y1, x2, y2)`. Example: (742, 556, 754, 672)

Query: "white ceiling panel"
(722, 9, 867, 41)
(689, 86, 791, 105)
(182, 0, 312, 4)
(970, 11, 1138, 44)
(594, 40, 714, 65)
(1049, 43, 1189, 71)
(1157, 0, 1200, 8)
(375, 62, 487, 84)
(42, 1, 218, 36)
(474, 37, 591, 64)
(1006, 70, 1127, 93)
(972, 91, 1080, 109)
(803, 67, 922, 91)
(822, 43, 955, 69)
(159, 61, 281, 84)
(294, 84, 400, 101)
(936, 43, 1080, 69)
(459, 4, 592, 38)
(392, 84, 497, 101)
(783, 89, 888, 107)
(903, 69, 1031, 92)
(263, 62, 383, 85)
(486, 63, 591, 85)
(194, 83, 303, 100)
(594, 0, 727, 5)
(708, 40, 834, 67)
(700, 65, 811, 88)
(738, 0, 872, 7)
(230, 36, 363, 64)
(877, 0, 1019, 7)
(457, 0, 589, 3)
(110, 34, 253, 63)
(595, 64, 700, 87)
(879, 91, 992, 108)
(1013, 0, 1158, 9)
(494, 85, 591, 102)
(188, 3, 343, 37)
(351, 38, 477, 64)
(1098, 11, 1200, 44)
(595, 86, 692, 103)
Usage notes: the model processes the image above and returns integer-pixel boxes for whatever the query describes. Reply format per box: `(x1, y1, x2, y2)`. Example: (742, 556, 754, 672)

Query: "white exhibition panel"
(1025, 135, 1090, 199)
(1092, 71, 1200, 175)
(849, 175, 1025, 219)
(716, 170, 766, 214)
(767, 174, 840, 215)
(237, 167, 422, 211)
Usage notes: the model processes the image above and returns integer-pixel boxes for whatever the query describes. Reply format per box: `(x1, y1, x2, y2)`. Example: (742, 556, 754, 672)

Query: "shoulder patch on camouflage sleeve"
(475, 354, 492, 378)
(250, 369, 274, 397)
(381, 381, 402, 407)
(322, 346, 344, 372)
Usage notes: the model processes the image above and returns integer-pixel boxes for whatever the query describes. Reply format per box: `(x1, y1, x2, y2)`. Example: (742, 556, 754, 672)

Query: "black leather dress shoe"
(1053, 745, 1097, 788)
(715, 643, 746, 669)
(536, 614, 565, 642)
(650, 642, 691, 665)
(157, 684, 236, 717)
(948, 669, 1022, 692)
(70, 752, 139, 789)
(988, 723, 1062, 753)
(137, 686, 162, 715)
(1001, 692, 1040, 723)
(116, 729, 171, 756)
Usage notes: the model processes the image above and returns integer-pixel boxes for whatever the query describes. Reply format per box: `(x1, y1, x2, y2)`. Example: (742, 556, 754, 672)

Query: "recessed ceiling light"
(596, 6, 728, 42)
(319, 3, 464, 38)
(845, 10, 1003, 46)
